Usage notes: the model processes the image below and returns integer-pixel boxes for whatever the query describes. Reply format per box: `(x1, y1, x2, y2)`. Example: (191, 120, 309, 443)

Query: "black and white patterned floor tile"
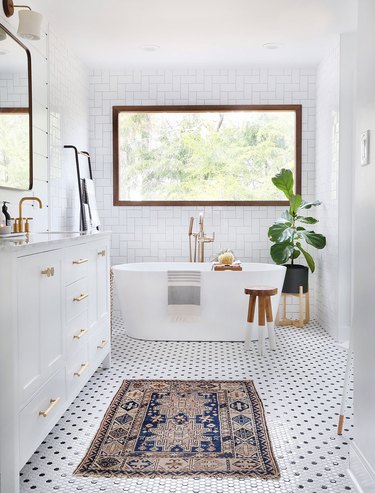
(20, 317, 354, 493)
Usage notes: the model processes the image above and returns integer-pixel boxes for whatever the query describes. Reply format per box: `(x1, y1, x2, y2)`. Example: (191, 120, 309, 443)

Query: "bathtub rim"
(111, 261, 286, 273)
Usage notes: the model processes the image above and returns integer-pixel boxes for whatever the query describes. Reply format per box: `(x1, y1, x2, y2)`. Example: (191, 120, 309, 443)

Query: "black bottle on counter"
(2, 201, 11, 226)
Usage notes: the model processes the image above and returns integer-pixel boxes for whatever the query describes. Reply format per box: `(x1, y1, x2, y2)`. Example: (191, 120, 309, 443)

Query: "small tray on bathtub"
(213, 264, 243, 271)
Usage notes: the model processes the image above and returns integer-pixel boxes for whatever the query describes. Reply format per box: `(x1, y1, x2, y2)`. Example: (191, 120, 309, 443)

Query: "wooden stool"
(244, 286, 278, 355)
(276, 286, 310, 328)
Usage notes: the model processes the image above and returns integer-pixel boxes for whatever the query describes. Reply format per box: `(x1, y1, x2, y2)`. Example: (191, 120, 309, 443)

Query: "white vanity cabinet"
(0, 232, 111, 493)
(17, 250, 64, 408)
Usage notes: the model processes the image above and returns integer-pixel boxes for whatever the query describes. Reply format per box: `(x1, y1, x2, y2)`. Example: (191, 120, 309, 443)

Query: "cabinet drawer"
(19, 369, 66, 467)
(63, 245, 90, 285)
(66, 345, 90, 397)
(66, 278, 89, 322)
(89, 325, 110, 364)
(66, 310, 89, 357)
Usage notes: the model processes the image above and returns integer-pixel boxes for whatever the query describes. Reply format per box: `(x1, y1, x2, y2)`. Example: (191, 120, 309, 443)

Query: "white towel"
(82, 178, 100, 230)
(167, 271, 201, 322)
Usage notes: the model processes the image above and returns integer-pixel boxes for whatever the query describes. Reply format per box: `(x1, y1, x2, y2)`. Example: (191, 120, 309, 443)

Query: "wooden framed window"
(113, 105, 302, 206)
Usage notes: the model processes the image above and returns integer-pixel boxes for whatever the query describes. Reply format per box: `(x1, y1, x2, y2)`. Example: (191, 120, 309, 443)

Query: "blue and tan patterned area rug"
(75, 379, 280, 479)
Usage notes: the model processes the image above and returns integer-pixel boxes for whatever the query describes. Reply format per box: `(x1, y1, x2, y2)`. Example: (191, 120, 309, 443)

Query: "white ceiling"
(30, 0, 358, 69)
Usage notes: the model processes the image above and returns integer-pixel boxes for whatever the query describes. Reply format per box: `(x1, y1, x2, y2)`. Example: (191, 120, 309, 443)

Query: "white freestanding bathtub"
(112, 262, 286, 341)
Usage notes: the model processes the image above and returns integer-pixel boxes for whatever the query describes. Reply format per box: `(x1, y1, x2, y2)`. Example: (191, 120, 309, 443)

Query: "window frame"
(113, 104, 302, 206)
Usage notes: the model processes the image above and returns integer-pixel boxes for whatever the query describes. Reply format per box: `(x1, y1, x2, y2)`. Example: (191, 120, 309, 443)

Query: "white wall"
(0, 8, 48, 231)
(48, 27, 89, 232)
(350, 0, 375, 490)
(314, 34, 355, 342)
(0, 9, 89, 233)
(89, 67, 317, 316)
(0, 73, 28, 106)
(315, 38, 340, 337)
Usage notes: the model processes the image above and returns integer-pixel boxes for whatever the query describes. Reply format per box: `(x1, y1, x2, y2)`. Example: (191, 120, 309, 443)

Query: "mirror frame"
(0, 23, 33, 190)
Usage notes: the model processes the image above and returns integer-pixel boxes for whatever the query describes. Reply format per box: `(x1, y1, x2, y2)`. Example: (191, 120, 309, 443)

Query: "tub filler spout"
(189, 212, 215, 262)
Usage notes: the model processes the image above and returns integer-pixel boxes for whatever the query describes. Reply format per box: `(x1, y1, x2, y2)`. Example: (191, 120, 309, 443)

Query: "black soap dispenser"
(2, 201, 11, 226)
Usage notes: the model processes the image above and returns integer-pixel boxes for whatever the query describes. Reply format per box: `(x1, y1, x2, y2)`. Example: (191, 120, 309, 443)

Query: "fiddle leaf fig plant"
(268, 168, 326, 273)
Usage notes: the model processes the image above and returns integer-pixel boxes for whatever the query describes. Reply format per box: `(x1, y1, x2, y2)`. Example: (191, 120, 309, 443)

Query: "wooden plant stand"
(276, 286, 310, 328)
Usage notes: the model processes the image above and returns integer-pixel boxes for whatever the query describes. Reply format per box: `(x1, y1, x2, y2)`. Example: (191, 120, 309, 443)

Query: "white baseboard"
(349, 442, 375, 493)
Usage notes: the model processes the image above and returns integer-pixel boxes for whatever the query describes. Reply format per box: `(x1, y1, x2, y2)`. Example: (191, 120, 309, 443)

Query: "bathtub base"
(113, 262, 286, 343)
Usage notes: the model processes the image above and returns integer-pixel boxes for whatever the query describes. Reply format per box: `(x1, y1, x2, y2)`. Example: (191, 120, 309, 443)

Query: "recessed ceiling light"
(141, 45, 160, 52)
(263, 42, 283, 50)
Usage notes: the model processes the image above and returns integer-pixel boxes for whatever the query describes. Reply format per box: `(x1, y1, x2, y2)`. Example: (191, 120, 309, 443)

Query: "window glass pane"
(0, 112, 29, 189)
(117, 108, 298, 203)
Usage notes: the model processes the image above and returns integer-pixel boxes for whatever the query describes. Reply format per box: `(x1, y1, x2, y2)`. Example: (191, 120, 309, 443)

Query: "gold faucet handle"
(12, 218, 18, 233)
(204, 232, 215, 242)
(17, 217, 26, 233)
(25, 218, 33, 233)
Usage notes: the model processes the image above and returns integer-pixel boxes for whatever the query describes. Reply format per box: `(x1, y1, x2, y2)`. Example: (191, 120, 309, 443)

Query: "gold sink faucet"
(17, 197, 43, 233)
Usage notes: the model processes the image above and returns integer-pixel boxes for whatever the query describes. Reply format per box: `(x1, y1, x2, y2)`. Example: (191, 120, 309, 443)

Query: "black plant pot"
(282, 264, 309, 294)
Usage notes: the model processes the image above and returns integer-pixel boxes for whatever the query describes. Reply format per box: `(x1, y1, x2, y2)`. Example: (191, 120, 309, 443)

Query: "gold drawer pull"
(73, 328, 88, 340)
(41, 267, 55, 277)
(98, 250, 106, 257)
(73, 293, 88, 302)
(39, 397, 60, 417)
(72, 258, 88, 265)
(74, 362, 88, 377)
(97, 339, 109, 350)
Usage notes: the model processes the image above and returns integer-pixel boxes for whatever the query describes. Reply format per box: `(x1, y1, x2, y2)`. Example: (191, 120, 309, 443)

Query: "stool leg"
(258, 296, 266, 356)
(298, 286, 304, 328)
(305, 291, 310, 323)
(265, 296, 276, 350)
(337, 340, 353, 435)
(245, 295, 256, 351)
(244, 323, 253, 351)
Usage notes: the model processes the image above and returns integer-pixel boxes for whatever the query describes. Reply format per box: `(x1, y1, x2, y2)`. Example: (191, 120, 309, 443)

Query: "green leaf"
(289, 194, 303, 215)
(275, 217, 292, 225)
(296, 242, 315, 273)
(292, 249, 301, 260)
(281, 210, 293, 222)
(271, 168, 294, 199)
(270, 242, 294, 265)
(268, 223, 294, 243)
(298, 216, 318, 224)
(300, 231, 327, 249)
(300, 200, 322, 210)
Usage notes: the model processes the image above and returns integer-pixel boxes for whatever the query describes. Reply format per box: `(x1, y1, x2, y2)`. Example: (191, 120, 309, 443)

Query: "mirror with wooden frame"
(0, 23, 32, 190)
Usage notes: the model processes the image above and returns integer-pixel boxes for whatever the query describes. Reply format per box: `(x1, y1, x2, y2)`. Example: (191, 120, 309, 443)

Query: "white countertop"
(0, 230, 111, 253)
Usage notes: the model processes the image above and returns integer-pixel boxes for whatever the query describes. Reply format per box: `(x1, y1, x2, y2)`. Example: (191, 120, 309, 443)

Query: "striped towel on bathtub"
(167, 271, 201, 322)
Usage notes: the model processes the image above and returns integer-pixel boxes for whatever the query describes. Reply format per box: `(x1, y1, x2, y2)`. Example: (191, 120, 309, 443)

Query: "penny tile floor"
(20, 317, 354, 492)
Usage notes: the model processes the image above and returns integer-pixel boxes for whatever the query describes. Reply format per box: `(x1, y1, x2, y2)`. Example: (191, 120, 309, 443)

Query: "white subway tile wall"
(89, 67, 317, 318)
(48, 27, 89, 232)
(0, 73, 28, 107)
(315, 40, 340, 336)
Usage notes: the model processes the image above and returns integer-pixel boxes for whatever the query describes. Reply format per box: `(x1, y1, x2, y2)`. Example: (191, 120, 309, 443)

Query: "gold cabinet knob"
(98, 250, 106, 257)
(39, 397, 60, 417)
(97, 339, 109, 350)
(74, 362, 88, 377)
(73, 328, 88, 340)
(41, 267, 55, 277)
(73, 293, 88, 302)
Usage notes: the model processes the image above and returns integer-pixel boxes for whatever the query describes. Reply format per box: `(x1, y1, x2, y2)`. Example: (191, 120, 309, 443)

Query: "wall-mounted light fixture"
(2, 0, 42, 40)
